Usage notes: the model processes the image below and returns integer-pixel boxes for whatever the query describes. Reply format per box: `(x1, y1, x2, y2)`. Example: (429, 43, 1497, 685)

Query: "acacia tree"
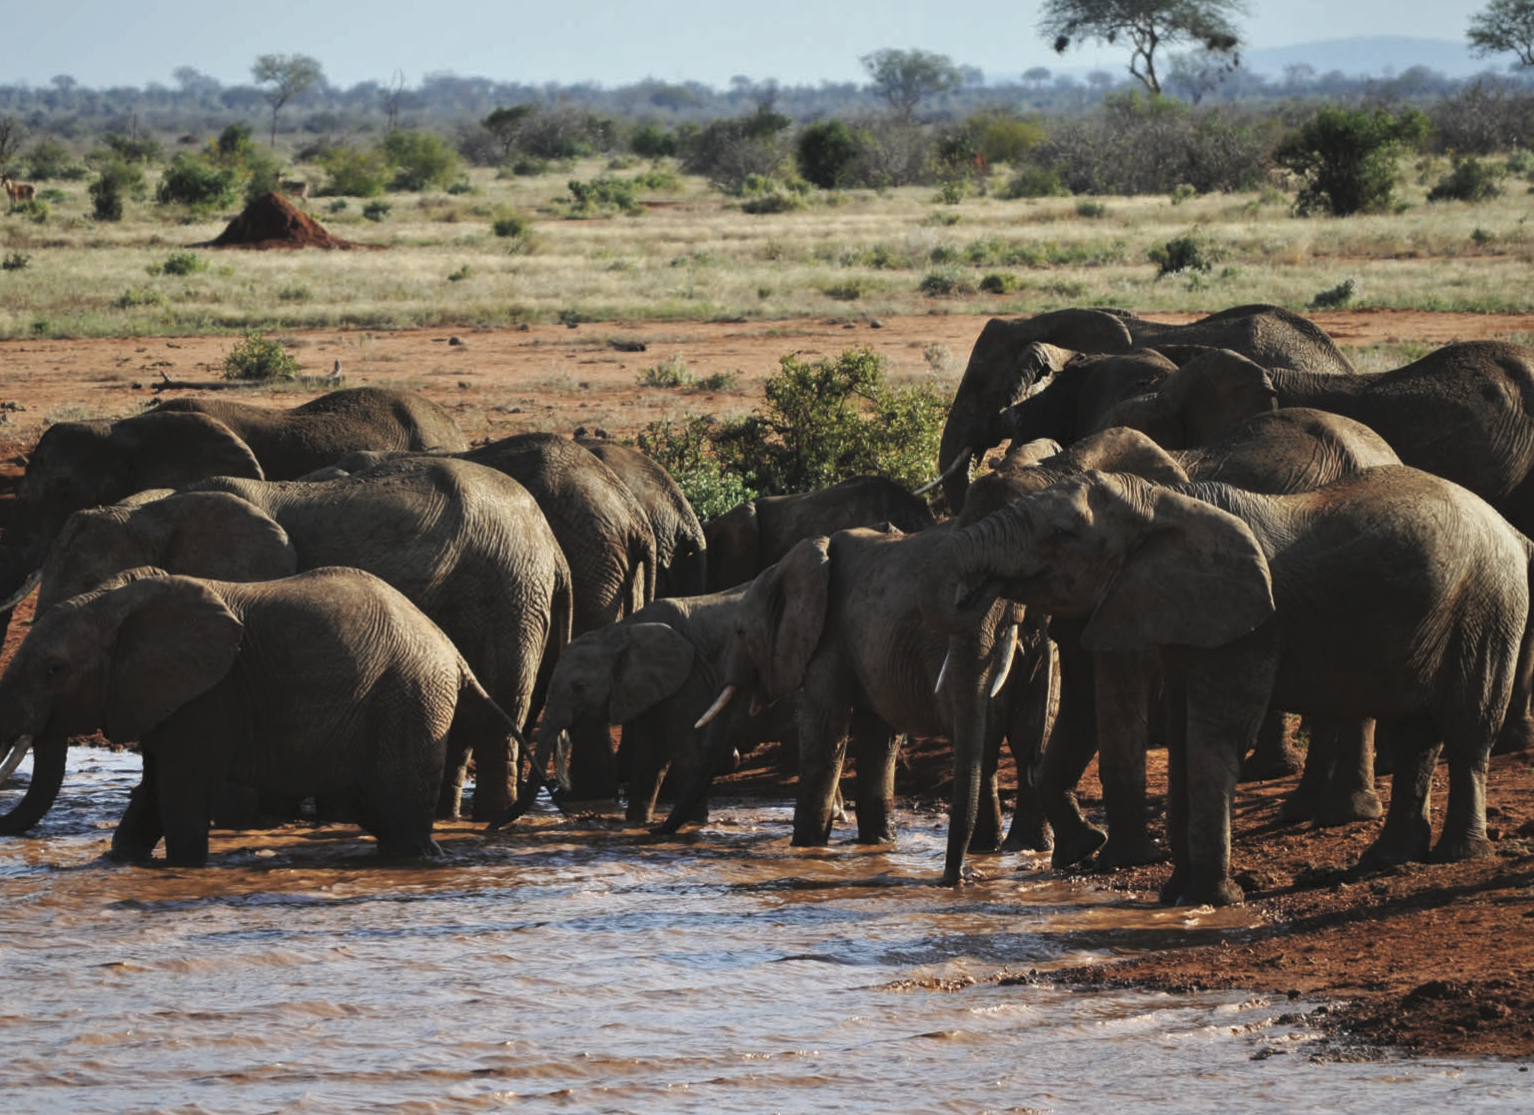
(1038, 0, 1248, 96)
(859, 48, 963, 120)
(1469, 0, 1534, 66)
(252, 53, 324, 147)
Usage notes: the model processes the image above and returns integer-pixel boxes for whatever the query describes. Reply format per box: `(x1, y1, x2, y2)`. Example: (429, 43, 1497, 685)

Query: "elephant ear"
(1082, 487, 1273, 654)
(1155, 349, 1278, 446)
(104, 575, 244, 743)
(745, 536, 831, 701)
(609, 622, 696, 724)
(148, 492, 299, 581)
(111, 411, 266, 491)
(1058, 427, 1190, 485)
(704, 500, 759, 592)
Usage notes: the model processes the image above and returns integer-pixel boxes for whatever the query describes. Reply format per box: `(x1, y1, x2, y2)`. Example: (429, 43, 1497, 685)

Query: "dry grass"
(3, 157, 1534, 340)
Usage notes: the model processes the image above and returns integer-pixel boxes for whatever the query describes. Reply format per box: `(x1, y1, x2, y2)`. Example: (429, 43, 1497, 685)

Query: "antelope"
(2, 176, 36, 205)
(277, 174, 309, 201)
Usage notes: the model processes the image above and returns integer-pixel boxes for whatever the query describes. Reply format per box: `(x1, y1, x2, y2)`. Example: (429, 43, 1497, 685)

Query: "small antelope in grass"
(3, 176, 36, 205)
(277, 173, 309, 201)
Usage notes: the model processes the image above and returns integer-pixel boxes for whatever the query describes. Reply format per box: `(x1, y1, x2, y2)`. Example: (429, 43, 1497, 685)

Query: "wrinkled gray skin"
(1099, 342, 1534, 535)
(9, 458, 571, 832)
(690, 526, 1058, 885)
(0, 387, 468, 654)
(938, 304, 1354, 513)
(955, 413, 1402, 871)
(513, 590, 797, 826)
(931, 466, 1534, 907)
(576, 437, 706, 598)
(0, 567, 515, 866)
(704, 475, 937, 592)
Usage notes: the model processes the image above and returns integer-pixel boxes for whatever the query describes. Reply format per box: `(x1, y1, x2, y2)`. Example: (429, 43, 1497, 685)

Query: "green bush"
(492, 209, 532, 238)
(12, 199, 48, 223)
(638, 355, 693, 387)
(919, 268, 972, 296)
(632, 414, 757, 521)
(1274, 105, 1430, 216)
(1427, 155, 1506, 203)
(23, 138, 84, 180)
(148, 251, 207, 277)
(1149, 232, 1216, 277)
(566, 176, 640, 216)
(223, 332, 301, 381)
(1309, 278, 1358, 309)
(2, 252, 31, 271)
(740, 191, 805, 214)
(796, 120, 862, 189)
(156, 154, 240, 210)
(362, 199, 392, 222)
(114, 285, 167, 309)
(1075, 199, 1109, 218)
(1001, 165, 1069, 199)
(318, 145, 392, 197)
(631, 124, 680, 159)
(88, 159, 146, 221)
(979, 272, 1021, 294)
(382, 129, 463, 191)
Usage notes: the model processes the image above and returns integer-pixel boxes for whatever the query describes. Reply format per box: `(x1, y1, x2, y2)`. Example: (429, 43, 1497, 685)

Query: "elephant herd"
(1, 304, 1531, 910)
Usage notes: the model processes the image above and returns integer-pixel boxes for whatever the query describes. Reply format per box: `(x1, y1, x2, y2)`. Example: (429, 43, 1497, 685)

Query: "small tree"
(1469, 0, 1534, 66)
(860, 48, 963, 120)
(382, 129, 462, 191)
(89, 159, 146, 221)
(1038, 0, 1249, 95)
(1273, 105, 1430, 216)
(796, 120, 862, 188)
(252, 53, 324, 148)
(481, 105, 534, 162)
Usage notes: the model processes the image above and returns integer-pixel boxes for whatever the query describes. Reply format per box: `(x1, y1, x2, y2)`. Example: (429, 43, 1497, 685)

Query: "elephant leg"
(562, 718, 620, 805)
(623, 716, 672, 826)
(1359, 717, 1440, 870)
(1094, 650, 1163, 870)
(1041, 645, 1106, 869)
(1313, 718, 1382, 827)
(1434, 733, 1494, 863)
(850, 716, 899, 845)
(437, 747, 470, 820)
(1278, 717, 1333, 824)
(1000, 637, 1055, 854)
(1240, 708, 1303, 781)
(792, 702, 852, 847)
(110, 752, 163, 863)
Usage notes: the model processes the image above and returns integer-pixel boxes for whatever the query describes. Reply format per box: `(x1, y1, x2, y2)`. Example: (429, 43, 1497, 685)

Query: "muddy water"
(1, 749, 1528, 1115)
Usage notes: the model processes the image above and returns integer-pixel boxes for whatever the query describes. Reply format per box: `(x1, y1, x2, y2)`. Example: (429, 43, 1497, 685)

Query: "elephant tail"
(1496, 542, 1534, 754)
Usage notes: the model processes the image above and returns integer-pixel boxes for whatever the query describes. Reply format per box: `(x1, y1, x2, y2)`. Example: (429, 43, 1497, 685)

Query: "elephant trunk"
(0, 734, 69, 834)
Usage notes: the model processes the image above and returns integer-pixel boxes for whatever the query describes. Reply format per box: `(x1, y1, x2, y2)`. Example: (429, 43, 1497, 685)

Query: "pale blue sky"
(2, 1, 1493, 90)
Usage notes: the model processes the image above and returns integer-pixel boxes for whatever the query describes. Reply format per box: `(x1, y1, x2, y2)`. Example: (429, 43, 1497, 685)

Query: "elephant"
(1097, 342, 1534, 536)
(703, 475, 937, 593)
(576, 436, 707, 598)
(928, 465, 1534, 906)
(954, 412, 1402, 870)
(685, 524, 1058, 885)
(0, 566, 517, 866)
(937, 304, 1355, 513)
(0, 387, 469, 649)
(502, 589, 799, 827)
(3, 457, 573, 833)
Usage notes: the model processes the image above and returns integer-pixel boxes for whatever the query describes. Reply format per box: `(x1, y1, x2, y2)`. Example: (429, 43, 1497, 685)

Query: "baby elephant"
(0, 566, 515, 866)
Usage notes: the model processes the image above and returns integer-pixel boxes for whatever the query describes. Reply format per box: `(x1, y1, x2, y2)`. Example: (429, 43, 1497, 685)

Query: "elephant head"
(0, 570, 244, 833)
(36, 492, 299, 615)
(728, 536, 832, 702)
(933, 472, 1274, 655)
(0, 412, 266, 620)
(1093, 349, 1279, 449)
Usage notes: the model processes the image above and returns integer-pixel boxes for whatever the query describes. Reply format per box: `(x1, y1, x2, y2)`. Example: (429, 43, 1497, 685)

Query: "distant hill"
(1243, 36, 1507, 79)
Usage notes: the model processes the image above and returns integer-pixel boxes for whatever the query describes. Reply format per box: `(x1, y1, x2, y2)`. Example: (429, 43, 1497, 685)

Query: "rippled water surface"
(1, 748, 1528, 1114)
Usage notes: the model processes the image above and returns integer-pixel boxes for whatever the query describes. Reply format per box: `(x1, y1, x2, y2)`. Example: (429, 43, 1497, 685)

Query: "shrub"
(362, 199, 392, 222)
(1310, 278, 1358, 309)
(156, 153, 240, 210)
(223, 332, 300, 381)
(1075, 199, 1108, 218)
(1274, 105, 1430, 216)
(631, 124, 680, 159)
(88, 159, 146, 221)
(1149, 232, 1216, 277)
(796, 120, 862, 189)
(12, 199, 48, 223)
(1427, 155, 1506, 203)
(632, 414, 756, 521)
(318, 145, 391, 197)
(24, 138, 84, 180)
(740, 191, 805, 214)
(492, 209, 532, 238)
(979, 272, 1021, 294)
(447, 264, 474, 282)
(681, 108, 791, 192)
(148, 251, 207, 277)
(2, 252, 30, 271)
(566, 176, 640, 216)
(1002, 165, 1069, 199)
(383, 129, 463, 191)
(637, 355, 693, 388)
(115, 285, 167, 309)
(919, 268, 971, 296)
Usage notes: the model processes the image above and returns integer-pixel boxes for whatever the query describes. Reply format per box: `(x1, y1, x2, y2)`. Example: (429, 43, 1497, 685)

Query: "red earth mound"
(196, 192, 374, 251)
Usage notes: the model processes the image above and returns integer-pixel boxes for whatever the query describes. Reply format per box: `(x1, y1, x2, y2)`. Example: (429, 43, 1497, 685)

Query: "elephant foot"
(1493, 713, 1534, 755)
(1095, 833, 1164, 871)
(1000, 816, 1053, 854)
(1357, 829, 1431, 872)
(376, 836, 444, 860)
(1050, 823, 1107, 870)
(1313, 790, 1384, 828)
(1160, 870, 1244, 908)
(1432, 834, 1496, 863)
(1239, 741, 1303, 782)
(1278, 789, 1318, 825)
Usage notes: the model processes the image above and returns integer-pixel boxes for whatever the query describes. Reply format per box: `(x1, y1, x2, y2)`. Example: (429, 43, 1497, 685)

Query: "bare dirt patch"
(1, 308, 1532, 1060)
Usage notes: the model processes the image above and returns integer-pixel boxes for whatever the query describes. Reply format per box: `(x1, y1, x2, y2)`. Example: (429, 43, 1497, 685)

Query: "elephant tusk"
(914, 448, 974, 497)
(934, 649, 951, 694)
(694, 684, 737, 729)
(0, 570, 41, 613)
(989, 625, 1019, 699)
(0, 734, 33, 785)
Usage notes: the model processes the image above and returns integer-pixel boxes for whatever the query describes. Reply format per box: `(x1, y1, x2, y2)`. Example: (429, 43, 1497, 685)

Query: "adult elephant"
(928, 466, 1534, 906)
(704, 475, 936, 592)
(1098, 342, 1534, 535)
(576, 436, 706, 598)
(0, 567, 516, 866)
(954, 412, 1401, 870)
(684, 525, 1058, 885)
(938, 304, 1354, 512)
(497, 589, 798, 827)
(1, 458, 571, 833)
(0, 387, 469, 646)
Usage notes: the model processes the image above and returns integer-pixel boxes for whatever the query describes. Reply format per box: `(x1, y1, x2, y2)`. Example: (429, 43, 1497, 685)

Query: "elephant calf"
(0, 566, 517, 866)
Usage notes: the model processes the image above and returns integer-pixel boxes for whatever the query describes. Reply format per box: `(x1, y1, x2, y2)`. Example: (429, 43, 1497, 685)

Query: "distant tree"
(1273, 104, 1430, 216)
(859, 48, 963, 119)
(251, 53, 324, 147)
(796, 120, 862, 188)
(1038, 0, 1249, 95)
(172, 66, 221, 96)
(1023, 66, 1054, 89)
(1469, 0, 1534, 67)
(0, 115, 24, 167)
(482, 104, 534, 161)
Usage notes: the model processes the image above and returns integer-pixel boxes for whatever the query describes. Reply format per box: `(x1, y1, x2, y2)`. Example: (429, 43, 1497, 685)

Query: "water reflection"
(1, 748, 1527, 1115)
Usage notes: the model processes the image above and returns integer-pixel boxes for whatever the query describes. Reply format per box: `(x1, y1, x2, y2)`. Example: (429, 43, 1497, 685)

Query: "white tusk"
(914, 448, 974, 497)
(0, 570, 41, 613)
(694, 684, 737, 729)
(989, 625, 1019, 698)
(934, 649, 951, 694)
(0, 734, 34, 785)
